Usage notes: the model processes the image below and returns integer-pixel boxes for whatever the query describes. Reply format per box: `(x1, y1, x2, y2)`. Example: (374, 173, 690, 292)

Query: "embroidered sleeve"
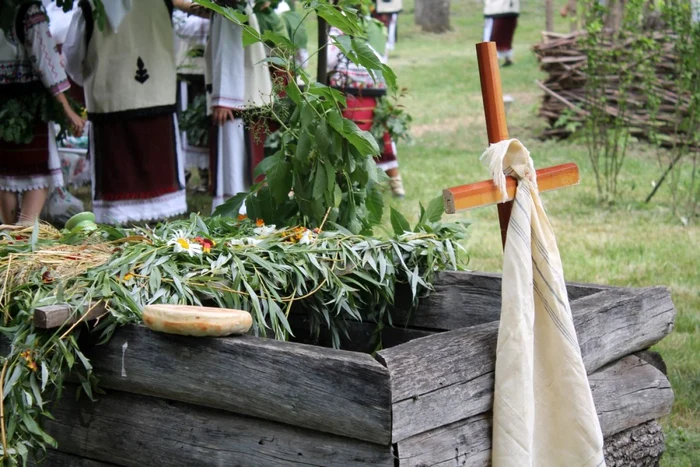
(23, 4, 70, 96)
(62, 7, 86, 86)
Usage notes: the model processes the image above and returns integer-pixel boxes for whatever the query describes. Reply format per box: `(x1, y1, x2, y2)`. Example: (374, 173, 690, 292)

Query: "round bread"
(142, 304, 253, 337)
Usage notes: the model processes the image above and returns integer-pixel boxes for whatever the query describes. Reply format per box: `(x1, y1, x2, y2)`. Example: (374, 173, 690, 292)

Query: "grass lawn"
(380, 0, 698, 464)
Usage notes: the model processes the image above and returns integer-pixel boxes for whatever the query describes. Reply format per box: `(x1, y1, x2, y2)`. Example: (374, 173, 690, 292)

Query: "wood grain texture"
(45, 386, 395, 467)
(84, 325, 392, 445)
(33, 302, 106, 329)
(393, 270, 616, 331)
(378, 286, 675, 442)
(396, 356, 673, 466)
(31, 450, 118, 467)
(603, 420, 666, 467)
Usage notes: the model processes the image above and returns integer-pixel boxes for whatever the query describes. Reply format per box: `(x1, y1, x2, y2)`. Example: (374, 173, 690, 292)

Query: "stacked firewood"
(534, 30, 691, 148)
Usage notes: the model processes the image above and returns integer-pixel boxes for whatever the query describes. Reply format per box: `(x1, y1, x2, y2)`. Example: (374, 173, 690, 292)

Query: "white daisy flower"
(253, 224, 277, 236)
(298, 229, 315, 245)
(246, 238, 263, 246)
(167, 230, 203, 257)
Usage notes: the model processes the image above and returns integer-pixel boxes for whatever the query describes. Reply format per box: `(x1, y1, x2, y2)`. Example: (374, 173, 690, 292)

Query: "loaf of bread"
(142, 304, 253, 337)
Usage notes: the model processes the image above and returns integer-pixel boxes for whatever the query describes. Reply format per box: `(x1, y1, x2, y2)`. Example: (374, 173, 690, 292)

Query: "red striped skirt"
(342, 95, 397, 168)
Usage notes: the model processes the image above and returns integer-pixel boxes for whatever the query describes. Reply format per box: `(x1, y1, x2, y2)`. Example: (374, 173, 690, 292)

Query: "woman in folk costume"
(483, 0, 519, 66)
(327, 21, 406, 197)
(63, 0, 187, 224)
(372, 0, 402, 62)
(0, 0, 84, 224)
(173, 3, 210, 179)
(205, 0, 272, 211)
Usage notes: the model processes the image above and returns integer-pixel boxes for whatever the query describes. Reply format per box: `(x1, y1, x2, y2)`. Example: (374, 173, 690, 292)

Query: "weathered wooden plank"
(46, 386, 395, 467)
(396, 356, 673, 466)
(31, 450, 118, 467)
(34, 302, 107, 329)
(393, 271, 616, 331)
(590, 356, 674, 437)
(377, 286, 675, 442)
(84, 324, 392, 445)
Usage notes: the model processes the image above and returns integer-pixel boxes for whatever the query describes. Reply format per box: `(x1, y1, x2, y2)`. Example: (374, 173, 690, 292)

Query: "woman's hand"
(213, 106, 235, 126)
(65, 108, 85, 137)
(55, 92, 86, 137)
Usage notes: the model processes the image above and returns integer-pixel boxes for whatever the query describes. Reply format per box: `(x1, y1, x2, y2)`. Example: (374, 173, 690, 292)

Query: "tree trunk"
(414, 0, 451, 33)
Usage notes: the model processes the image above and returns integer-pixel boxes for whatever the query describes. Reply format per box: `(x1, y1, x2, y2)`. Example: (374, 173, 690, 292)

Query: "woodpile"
(534, 30, 691, 148)
(15, 271, 676, 466)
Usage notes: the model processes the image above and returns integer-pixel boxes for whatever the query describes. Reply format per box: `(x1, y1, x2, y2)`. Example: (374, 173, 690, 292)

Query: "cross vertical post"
(476, 42, 513, 248)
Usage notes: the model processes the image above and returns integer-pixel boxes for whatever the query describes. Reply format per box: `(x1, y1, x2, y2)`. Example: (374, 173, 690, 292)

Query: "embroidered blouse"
(0, 3, 70, 96)
(327, 26, 386, 93)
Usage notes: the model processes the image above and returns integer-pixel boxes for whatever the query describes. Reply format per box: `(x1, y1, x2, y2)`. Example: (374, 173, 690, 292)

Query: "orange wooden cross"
(442, 42, 580, 248)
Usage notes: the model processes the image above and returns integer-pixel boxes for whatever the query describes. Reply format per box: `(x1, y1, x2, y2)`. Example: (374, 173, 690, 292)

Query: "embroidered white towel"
(484, 139, 606, 467)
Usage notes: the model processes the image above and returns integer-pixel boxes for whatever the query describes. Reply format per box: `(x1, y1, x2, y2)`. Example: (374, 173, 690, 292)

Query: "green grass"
(382, 1, 698, 465)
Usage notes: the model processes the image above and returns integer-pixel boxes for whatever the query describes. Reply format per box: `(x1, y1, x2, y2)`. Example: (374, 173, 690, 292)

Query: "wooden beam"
(443, 162, 580, 213)
(395, 356, 672, 466)
(392, 270, 616, 331)
(376, 286, 675, 442)
(45, 386, 395, 467)
(33, 302, 107, 330)
(31, 450, 118, 467)
(83, 325, 392, 445)
(476, 41, 512, 248)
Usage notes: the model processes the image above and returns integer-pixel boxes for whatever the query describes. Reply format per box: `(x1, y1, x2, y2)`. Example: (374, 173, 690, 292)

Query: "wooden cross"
(442, 42, 580, 248)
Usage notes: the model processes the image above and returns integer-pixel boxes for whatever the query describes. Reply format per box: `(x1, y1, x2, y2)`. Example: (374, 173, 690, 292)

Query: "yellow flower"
(123, 273, 134, 282)
(167, 230, 203, 257)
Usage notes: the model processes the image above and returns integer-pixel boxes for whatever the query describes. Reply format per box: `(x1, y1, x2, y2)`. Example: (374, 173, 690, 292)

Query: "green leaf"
(424, 195, 446, 224)
(213, 192, 248, 218)
(380, 64, 397, 92)
(149, 267, 162, 293)
(300, 103, 316, 129)
(329, 112, 380, 156)
(286, 80, 302, 106)
(314, 120, 332, 155)
(3, 364, 22, 399)
(365, 186, 384, 226)
(390, 207, 411, 235)
(316, 4, 362, 36)
(312, 162, 328, 200)
(253, 152, 280, 178)
(350, 38, 382, 73)
(333, 35, 353, 57)
(295, 130, 312, 166)
(266, 155, 293, 204)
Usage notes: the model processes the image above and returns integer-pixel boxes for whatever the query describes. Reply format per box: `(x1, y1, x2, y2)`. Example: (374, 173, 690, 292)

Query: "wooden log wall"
(5, 271, 677, 466)
(82, 326, 393, 445)
(43, 384, 395, 467)
(377, 286, 675, 455)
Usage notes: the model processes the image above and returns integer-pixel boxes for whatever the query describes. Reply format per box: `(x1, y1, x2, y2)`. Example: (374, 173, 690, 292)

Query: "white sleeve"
(62, 8, 87, 86)
(23, 5, 70, 95)
(174, 11, 209, 43)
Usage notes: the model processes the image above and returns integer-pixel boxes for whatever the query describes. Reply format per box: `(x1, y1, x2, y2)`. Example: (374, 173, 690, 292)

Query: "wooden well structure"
(32, 270, 675, 467)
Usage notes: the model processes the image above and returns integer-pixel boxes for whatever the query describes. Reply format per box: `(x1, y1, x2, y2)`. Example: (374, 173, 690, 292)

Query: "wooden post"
(317, 17, 328, 84)
(545, 0, 554, 32)
(476, 42, 512, 248)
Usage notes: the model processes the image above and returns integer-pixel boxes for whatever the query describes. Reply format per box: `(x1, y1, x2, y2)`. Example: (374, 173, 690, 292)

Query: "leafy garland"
(0, 207, 467, 465)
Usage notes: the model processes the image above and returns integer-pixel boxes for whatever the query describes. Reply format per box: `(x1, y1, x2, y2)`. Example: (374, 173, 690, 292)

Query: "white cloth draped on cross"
(483, 139, 606, 467)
